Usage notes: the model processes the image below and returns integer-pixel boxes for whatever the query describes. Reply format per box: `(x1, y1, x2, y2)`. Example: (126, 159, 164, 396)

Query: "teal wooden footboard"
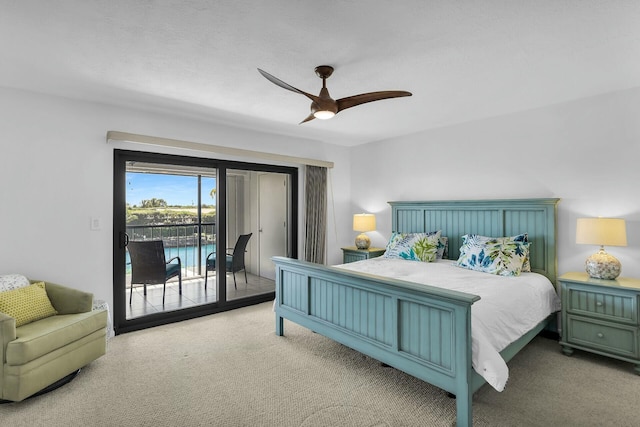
(274, 256, 480, 426)
(274, 198, 559, 427)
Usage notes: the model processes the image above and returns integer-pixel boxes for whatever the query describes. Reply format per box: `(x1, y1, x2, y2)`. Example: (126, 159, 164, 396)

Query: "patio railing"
(126, 223, 216, 277)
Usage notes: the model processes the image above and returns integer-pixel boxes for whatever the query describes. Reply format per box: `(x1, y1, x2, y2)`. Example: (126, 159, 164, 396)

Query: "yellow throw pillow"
(0, 282, 58, 327)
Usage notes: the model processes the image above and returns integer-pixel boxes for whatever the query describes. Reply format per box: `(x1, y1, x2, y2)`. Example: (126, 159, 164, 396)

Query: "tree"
(140, 198, 168, 208)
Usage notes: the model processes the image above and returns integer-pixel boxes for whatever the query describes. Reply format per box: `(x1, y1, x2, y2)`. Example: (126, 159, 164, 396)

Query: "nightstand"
(558, 272, 640, 374)
(341, 246, 385, 263)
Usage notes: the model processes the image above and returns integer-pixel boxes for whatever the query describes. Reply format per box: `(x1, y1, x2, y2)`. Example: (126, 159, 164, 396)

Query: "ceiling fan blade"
(257, 68, 318, 102)
(336, 91, 412, 113)
(299, 113, 316, 124)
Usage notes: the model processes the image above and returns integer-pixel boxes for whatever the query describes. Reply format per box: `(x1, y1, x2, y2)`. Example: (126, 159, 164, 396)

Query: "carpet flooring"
(1, 301, 638, 426)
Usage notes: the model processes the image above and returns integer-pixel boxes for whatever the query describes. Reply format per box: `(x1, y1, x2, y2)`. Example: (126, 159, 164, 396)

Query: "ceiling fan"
(257, 65, 412, 124)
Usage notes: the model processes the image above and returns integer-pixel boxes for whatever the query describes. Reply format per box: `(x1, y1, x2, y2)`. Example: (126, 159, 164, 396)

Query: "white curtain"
(304, 166, 327, 264)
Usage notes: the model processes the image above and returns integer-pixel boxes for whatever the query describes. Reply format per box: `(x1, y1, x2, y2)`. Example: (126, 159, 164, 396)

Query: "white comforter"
(334, 258, 560, 391)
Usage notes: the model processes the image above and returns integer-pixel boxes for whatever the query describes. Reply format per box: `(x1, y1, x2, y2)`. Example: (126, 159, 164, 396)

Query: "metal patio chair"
(127, 240, 181, 305)
(204, 233, 252, 290)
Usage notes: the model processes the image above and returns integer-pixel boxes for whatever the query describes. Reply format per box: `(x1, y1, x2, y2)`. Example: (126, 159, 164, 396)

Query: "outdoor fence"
(126, 223, 216, 277)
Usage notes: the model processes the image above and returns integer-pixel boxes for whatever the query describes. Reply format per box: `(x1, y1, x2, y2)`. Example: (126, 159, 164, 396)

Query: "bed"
(273, 198, 560, 426)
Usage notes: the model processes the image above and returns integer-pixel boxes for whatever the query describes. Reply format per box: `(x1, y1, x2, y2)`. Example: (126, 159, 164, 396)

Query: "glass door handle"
(120, 232, 129, 248)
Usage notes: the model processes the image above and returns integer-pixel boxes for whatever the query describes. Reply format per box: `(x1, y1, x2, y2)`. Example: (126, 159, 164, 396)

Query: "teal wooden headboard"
(389, 198, 560, 284)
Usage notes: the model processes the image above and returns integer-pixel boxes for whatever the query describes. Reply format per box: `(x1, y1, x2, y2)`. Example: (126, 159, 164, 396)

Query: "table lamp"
(576, 217, 627, 280)
(353, 213, 376, 249)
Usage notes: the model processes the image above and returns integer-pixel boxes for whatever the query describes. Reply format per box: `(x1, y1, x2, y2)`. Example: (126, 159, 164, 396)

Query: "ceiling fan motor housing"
(312, 87, 338, 116)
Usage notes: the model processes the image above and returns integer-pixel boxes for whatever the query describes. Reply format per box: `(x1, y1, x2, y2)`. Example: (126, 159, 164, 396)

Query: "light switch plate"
(90, 217, 102, 231)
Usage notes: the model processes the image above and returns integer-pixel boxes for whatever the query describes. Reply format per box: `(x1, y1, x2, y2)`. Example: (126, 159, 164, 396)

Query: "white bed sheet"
(334, 258, 561, 391)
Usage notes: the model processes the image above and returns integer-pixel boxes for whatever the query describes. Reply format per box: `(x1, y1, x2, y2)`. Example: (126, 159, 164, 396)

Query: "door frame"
(113, 149, 298, 335)
(258, 172, 289, 280)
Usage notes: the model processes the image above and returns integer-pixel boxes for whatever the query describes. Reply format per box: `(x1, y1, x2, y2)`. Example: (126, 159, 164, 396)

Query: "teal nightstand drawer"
(341, 247, 385, 264)
(566, 287, 637, 325)
(344, 252, 368, 263)
(566, 315, 638, 358)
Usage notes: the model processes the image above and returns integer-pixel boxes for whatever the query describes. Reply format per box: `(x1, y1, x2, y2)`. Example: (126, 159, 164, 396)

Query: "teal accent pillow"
(460, 233, 531, 272)
(383, 231, 442, 262)
(456, 240, 530, 276)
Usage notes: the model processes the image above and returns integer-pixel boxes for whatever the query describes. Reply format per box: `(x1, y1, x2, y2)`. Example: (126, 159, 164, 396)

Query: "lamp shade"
(576, 218, 627, 247)
(353, 214, 376, 232)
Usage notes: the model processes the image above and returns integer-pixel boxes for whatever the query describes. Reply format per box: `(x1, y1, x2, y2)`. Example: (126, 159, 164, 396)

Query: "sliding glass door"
(113, 150, 297, 334)
(124, 162, 218, 318)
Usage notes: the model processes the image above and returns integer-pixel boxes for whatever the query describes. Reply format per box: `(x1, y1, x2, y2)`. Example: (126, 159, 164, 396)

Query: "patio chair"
(205, 233, 252, 290)
(127, 240, 181, 305)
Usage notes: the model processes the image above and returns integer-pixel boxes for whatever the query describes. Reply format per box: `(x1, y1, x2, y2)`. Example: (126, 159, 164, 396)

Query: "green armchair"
(0, 280, 107, 402)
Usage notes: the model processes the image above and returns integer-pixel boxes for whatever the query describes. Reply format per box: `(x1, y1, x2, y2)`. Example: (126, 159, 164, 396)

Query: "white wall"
(0, 86, 351, 309)
(349, 87, 640, 279)
(4, 82, 636, 314)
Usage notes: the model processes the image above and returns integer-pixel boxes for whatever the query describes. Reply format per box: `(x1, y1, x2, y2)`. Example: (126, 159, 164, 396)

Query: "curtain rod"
(106, 131, 334, 169)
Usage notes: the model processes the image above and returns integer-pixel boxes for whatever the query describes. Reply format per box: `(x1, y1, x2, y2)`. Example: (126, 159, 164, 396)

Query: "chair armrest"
(167, 256, 181, 265)
(40, 282, 94, 314)
(0, 312, 17, 363)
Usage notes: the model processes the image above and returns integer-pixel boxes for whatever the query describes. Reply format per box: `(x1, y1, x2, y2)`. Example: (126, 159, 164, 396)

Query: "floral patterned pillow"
(460, 233, 531, 272)
(456, 240, 530, 276)
(0, 274, 30, 293)
(437, 236, 448, 259)
(383, 231, 442, 262)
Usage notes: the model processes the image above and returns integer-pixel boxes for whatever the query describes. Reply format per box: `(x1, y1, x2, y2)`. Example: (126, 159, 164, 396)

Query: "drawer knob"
(597, 332, 604, 338)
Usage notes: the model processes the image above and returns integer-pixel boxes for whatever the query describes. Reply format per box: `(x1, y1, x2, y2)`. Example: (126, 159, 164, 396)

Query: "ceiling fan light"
(313, 110, 335, 120)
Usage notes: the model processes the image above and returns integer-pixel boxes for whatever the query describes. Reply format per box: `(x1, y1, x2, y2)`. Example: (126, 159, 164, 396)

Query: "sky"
(126, 173, 216, 207)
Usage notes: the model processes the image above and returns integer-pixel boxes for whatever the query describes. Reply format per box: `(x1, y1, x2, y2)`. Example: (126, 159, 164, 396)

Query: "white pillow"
(0, 274, 31, 293)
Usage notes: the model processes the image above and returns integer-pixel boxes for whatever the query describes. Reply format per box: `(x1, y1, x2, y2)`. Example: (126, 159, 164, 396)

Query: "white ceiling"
(2, 1, 640, 146)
